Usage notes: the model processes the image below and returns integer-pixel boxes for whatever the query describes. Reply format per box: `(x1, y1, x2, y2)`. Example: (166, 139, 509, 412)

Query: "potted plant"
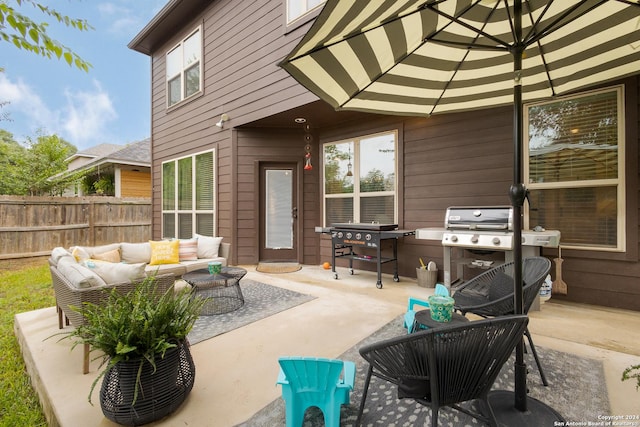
(65, 275, 205, 426)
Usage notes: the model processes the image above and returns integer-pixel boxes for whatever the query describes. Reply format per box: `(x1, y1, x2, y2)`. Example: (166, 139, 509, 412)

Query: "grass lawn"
(0, 258, 54, 427)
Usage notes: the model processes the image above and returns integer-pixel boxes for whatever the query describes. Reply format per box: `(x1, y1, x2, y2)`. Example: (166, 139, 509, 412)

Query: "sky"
(0, 0, 168, 150)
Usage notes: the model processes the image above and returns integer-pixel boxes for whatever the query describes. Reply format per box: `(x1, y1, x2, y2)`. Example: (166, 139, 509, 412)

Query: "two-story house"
(129, 0, 639, 311)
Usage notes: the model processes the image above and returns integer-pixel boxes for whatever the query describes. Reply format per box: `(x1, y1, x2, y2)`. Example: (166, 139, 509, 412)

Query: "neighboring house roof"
(102, 139, 151, 165)
(66, 143, 124, 170)
(50, 139, 151, 180)
(68, 143, 124, 161)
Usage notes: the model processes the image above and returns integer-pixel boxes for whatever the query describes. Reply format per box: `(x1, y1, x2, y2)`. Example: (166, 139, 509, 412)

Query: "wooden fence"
(0, 196, 152, 260)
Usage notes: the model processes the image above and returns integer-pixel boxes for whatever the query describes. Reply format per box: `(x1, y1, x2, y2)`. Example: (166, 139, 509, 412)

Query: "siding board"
(139, 0, 640, 310)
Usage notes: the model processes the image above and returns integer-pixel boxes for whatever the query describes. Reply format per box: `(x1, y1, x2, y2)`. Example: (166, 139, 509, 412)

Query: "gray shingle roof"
(102, 139, 150, 164)
(75, 143, 123, 158)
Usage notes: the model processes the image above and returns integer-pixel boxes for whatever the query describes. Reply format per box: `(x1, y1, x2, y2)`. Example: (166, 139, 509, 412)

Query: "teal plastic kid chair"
(276, 357, 356, 427)
(403, 284, 449, 333)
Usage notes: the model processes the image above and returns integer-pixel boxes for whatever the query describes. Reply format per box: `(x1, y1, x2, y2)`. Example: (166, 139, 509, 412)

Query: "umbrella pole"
(488, 1, 564, 424)
(512, 0, 527, 412)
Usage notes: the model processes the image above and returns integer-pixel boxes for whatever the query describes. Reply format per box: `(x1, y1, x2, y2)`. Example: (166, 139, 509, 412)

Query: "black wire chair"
(453, 256, 552, 386)
(357, 315, 529, 427)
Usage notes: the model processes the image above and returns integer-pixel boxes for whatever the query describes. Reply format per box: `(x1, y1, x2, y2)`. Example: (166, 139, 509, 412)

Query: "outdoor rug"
(187, 279, 315, 345)
(239, 315, 609, 426)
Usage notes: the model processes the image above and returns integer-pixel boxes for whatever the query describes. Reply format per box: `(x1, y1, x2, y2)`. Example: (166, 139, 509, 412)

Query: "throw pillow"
(179, 239, 198, 261)
(92, 248, 121, 263)
(149, 240, 180, 265)
(121, 242, 152, 264)
(488, 270, 514, 301)
(57, 261, 107, 289)
(83, 260, 146, 284)
(195, 234, 223, 258)
(71, 246, 91, 262)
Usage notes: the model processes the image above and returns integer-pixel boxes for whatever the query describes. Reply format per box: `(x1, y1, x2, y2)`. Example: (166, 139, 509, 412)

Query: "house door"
(259, 163, 298, 262)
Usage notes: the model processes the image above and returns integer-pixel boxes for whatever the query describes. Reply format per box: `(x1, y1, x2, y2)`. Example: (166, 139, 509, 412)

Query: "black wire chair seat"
(453, 256, 552, 385)
(357, 315, 529, 427)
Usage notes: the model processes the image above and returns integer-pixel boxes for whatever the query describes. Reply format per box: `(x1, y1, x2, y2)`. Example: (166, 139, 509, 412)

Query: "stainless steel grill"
(415, 206, 560, 287)
(442, 206, 514, 250)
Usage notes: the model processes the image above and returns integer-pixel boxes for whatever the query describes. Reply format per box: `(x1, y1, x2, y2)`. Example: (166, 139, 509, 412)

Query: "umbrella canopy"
(280, 0, 640, 117)
(280, 0, 640, 421)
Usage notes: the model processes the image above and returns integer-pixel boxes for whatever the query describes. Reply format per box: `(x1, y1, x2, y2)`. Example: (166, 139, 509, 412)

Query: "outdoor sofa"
(48, 236, 230, 373)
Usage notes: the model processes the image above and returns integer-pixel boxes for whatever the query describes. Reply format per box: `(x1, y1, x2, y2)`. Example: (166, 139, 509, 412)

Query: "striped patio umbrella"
(280, 1, 640, 117)
(280, 1, 640, 424)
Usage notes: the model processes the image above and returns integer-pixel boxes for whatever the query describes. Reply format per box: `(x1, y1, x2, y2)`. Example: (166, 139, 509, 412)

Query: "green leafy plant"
(62, 276, 205, 404)
(622, 364, 640, 391)
(92, 174, 114, 195)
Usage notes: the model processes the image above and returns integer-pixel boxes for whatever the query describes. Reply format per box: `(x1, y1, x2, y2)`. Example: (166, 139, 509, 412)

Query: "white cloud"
(62, 81, 118, 144)
(0, 73, 56, 133)
(99, 3, 139, 36)
(0, 73, 117, 148)
(98, 1, 166, 37)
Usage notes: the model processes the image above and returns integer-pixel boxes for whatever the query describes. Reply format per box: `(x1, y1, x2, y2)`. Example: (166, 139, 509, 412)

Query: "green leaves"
(0, 0, 93, 71)
(63, 276, 205, 404)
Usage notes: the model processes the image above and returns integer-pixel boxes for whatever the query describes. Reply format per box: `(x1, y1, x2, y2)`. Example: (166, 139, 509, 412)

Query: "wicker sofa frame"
(50, 263, 175, 374)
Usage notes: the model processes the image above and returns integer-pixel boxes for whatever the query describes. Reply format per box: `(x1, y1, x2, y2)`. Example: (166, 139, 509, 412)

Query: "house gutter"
(128, 0, 212, 55)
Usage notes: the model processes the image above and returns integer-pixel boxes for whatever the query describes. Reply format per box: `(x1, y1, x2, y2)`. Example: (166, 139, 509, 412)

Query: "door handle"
(292, 207, 298, 219)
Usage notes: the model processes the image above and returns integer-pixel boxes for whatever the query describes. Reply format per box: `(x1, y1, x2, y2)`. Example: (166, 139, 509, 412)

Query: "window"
(166, 27, 202, 107)
(323, 131, 397, 226)
(525, 86, 625, 251)
(162, 150, 215, 239)
(287, 0, 324, 24)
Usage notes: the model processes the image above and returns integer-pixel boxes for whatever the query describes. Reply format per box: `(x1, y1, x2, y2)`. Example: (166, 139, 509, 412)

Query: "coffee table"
(413, 309, 469, 331)
(183, 266, 247, 315)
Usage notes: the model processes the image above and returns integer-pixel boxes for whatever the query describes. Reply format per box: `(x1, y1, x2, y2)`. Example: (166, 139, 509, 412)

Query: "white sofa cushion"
(83, 260, 147, 285)
(57, 257, 107, 288)
(121, 242, 152, 263)
(51, 247, 72, 266)
(195, 234, 223, 258)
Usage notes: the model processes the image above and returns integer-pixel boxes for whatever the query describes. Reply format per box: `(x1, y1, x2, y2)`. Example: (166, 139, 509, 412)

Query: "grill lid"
(331, 223, 398, 231)
(445, 206, 513, 231)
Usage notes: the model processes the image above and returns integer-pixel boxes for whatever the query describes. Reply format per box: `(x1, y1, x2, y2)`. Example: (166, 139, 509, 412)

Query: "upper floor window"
(287, 0, 324, 24)
(525, 86, 625, 251)
(166, 27, 202, 107)
(322, 131, 397, 226)
(162, 150, 215, 239)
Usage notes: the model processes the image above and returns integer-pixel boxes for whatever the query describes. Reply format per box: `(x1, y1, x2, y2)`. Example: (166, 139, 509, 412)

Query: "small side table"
(413, 309, 469, 331)
(183, 267, 247, 315)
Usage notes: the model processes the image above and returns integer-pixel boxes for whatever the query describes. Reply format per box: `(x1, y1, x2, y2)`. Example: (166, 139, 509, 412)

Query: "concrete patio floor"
(14, 265, 640, 426)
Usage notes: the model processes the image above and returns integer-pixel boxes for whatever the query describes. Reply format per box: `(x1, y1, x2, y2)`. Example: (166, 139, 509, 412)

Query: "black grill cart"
(316, 223, 415, 288)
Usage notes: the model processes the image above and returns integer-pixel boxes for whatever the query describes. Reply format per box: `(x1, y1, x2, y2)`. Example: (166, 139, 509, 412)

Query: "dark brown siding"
(146, 0, 316, 259)
(235, 128, 319, 265)
(314, 84, 640, 311)
(141, 0, 640, 311)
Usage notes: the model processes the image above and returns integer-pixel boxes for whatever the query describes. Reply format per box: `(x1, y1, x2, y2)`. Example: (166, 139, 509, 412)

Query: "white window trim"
(166, 25, 203, 108)
(161, 149, 216, 239)
(286, 0, 324, 25)
(524, 85, 625, 252)
(322, 130, 398, 226)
